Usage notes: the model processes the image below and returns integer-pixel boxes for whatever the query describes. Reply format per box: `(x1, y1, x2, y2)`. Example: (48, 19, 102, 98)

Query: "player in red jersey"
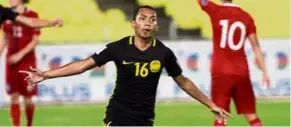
(0, 0, 41, 126)
(0, 4, 63, 28)
(197, 0, 270, 126)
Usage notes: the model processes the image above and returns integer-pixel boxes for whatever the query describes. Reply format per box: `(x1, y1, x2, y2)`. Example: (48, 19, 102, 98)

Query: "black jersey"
(0, 5, 18, 26)
(91, 36, 182, 124)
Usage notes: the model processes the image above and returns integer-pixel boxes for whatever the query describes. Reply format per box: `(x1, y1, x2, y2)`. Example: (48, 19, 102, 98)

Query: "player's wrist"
(42, 71, 49, 80)
(262, 71, 268, 77)
(208, 102, 217, 110)
(46, 20, 56, 27)
(48, 21, 54, 27)
(50, 19, 62, 27)
(16, 52, 25, 58)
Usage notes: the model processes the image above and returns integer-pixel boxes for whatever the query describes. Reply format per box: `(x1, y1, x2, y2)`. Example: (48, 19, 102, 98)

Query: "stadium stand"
(103, 9, 134, 40)
(137, 0, 290, 39)
(0, 0, 290, 42)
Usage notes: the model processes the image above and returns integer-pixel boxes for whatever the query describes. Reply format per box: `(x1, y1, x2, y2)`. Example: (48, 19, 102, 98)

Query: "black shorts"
(103, 110, 154, 126)
(103, 99, 154, 126)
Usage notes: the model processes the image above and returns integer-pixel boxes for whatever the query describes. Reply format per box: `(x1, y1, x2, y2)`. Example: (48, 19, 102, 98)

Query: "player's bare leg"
(244, 114, 262, 126)
(24, 97, 35, 126)
(10, 93, 21, 126)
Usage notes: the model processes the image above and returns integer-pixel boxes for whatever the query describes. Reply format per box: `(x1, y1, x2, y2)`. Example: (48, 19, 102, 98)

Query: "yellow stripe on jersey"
(129, 36, 133, 45)
(103, 69, 118, 121)
(152, 38, 156, 47)
(103, 88, 116, 121)
(104, 121, 112, 126)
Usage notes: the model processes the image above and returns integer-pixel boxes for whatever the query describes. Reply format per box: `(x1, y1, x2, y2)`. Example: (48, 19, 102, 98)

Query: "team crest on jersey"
(150, 60, 161, 73)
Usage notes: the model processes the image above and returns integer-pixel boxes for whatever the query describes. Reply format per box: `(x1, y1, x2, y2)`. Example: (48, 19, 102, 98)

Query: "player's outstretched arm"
(15, 16, 63, 28)
(164, 48, 231, 118)
(173, 75, 233, 119)
(19, 57, 96, 85)
(174, 75, 213, 107)
(248, 33, 271, 88)
(1, 6, 63, 28)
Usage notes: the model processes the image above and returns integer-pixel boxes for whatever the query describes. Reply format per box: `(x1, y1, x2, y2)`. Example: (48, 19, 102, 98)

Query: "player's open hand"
(262, 73, 271, 89)
(210, 106, 233, 119)
(52, 18, 63, 27)
(19, 66, 45, 87)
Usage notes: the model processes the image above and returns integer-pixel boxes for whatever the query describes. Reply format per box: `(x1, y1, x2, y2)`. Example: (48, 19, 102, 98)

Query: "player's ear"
(131, 20, 136, 28)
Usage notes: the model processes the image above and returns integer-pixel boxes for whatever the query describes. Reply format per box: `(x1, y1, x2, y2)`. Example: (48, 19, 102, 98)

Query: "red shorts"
(5, 62, 37, 97)
(211, 74, 256, 114)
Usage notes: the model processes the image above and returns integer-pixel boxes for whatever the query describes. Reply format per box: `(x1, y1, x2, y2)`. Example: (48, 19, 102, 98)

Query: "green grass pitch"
(0, 100, 289, 126)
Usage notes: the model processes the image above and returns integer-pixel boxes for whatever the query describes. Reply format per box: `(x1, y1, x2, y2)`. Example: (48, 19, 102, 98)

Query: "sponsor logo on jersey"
(122, 60, 134, 65)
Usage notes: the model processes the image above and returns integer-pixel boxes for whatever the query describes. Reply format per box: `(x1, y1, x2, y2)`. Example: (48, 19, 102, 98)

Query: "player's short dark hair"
(132, 5, 156, 21)
(23, 0, 30, 4)
(224, 0, 233, 2)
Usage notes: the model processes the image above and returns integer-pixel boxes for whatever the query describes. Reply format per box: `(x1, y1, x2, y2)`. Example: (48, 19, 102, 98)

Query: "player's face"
(9, 0, 22, 7)
(132, 8, 158, 40)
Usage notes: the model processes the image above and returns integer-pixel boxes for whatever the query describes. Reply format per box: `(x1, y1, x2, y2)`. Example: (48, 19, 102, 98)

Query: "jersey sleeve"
(246, 17, 257, 36)
(164, 49, 182, 77)
(2, 20, 11, 33)
(0, 6, 19, 21)
(198, 0, 219, 16)
(90, 45, 115, 67)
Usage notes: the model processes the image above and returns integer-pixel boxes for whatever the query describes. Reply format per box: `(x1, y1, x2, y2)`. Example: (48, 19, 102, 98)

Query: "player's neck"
(15, 5, 26, 14)
(134, 36, 152, 51)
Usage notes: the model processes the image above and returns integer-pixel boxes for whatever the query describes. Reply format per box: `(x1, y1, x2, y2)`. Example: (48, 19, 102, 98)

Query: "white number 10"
(219, 20, 246, 51)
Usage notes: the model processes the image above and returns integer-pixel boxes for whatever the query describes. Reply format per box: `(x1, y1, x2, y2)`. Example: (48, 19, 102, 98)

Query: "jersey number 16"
(219, 20, 246, 51)
(135, 63, 149, 77)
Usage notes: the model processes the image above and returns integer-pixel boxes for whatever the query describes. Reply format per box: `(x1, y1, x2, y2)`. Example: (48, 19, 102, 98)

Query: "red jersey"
(199, 1, 256, 76)
(2, 8, 40, 64)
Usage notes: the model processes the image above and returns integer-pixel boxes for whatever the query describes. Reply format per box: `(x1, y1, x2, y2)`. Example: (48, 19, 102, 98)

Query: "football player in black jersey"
(20, 5, 233, 126)
(0, 4, 62, 28)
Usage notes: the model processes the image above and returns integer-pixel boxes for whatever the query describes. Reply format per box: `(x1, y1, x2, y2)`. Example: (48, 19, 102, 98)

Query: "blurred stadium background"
(0, 0, 290, 126)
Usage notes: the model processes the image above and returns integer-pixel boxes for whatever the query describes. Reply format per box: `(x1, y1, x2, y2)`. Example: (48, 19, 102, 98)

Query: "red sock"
(213, 119, 226, 126)
(10, 104, 21, 126)
(25, 104, 35, 126)
(249, 118, 263, 126)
